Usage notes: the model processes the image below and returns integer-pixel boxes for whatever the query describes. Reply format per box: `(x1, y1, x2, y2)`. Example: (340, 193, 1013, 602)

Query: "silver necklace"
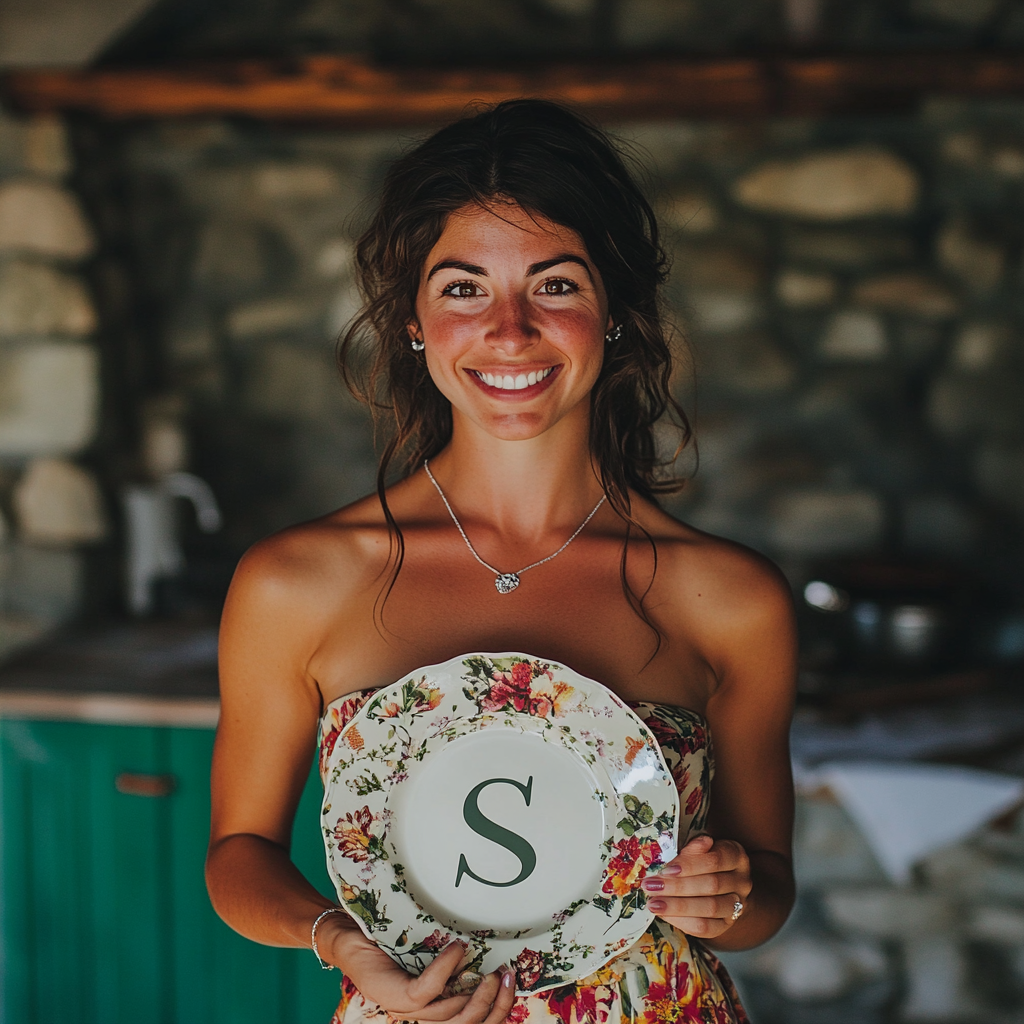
(423, 459, 606, 594)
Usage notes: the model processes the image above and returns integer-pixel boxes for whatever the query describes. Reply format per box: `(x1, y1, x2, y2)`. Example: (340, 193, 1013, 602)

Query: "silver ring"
(731, 899, 744, 921)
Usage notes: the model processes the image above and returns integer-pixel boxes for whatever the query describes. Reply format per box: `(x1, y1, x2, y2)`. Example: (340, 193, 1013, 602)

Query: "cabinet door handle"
(115, 772, 176, 797)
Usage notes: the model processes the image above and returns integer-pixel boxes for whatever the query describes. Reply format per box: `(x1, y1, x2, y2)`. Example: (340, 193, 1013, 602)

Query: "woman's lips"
(467, 364, 561, 396)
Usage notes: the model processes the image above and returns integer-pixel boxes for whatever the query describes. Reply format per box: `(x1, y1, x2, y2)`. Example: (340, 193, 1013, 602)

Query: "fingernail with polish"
(503, 971, 515, 989)
(647, 899, 667, 912)
(642, 878, 664, 892)
(661, 864, 682, 876)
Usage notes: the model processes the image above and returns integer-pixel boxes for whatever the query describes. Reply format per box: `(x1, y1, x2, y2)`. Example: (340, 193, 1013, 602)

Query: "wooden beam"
(3, 52, 1024, 125)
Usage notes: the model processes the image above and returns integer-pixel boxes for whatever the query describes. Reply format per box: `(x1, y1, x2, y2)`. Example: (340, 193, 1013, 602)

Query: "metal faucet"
(123, 471, 222, 616)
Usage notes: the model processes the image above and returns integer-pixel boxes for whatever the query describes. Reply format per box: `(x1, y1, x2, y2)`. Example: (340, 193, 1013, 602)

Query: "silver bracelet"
(311, 906, 347, 970)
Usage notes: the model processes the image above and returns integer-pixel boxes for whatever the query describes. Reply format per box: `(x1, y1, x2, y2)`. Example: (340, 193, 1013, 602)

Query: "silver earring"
(410, 335, 425, 352)
(605, 325, 623, 343)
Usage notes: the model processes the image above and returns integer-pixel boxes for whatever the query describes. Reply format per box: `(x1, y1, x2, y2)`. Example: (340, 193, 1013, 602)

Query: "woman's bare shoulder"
(639, 502, 795, 640)
(226, 492, 390, 621)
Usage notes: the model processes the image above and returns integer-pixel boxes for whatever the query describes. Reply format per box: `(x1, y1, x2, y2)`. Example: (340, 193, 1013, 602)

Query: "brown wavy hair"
(340, 99, 691, 637)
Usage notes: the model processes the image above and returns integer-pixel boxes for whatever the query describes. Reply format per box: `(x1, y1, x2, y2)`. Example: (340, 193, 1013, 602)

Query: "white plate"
(321, 652, 679, 994)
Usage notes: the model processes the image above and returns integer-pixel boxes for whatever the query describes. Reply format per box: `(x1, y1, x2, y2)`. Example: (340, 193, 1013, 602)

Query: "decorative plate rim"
(321, 651, 680, 995)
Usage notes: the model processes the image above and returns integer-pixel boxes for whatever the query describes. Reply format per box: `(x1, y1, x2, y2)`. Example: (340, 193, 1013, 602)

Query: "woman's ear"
(407, 322, 422, 343)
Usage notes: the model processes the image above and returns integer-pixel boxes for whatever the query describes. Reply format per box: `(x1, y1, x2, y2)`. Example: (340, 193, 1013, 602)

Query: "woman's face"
(412, 203, 610, 442)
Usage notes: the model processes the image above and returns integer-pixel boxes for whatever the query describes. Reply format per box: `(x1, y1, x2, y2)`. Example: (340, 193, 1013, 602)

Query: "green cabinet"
(0, 719, 343, 1024)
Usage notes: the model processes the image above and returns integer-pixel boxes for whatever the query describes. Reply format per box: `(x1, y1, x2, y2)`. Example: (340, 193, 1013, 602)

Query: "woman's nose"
(486, 297, 538, 352)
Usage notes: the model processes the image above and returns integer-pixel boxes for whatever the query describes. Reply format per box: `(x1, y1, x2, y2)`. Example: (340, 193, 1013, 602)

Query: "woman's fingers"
(645, 870, 748, 898)
(444, 969, 513, 1024)
(406, 943, 471, 1007)
(406, 963, 515, 1024)
(646, 893, 742, 921)
(412, 995, 475, 1021)
(481, 970, 517, 1024)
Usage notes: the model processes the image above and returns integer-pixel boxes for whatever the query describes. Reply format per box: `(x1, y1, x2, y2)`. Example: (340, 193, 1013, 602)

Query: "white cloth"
(814, 761, 1024, 884)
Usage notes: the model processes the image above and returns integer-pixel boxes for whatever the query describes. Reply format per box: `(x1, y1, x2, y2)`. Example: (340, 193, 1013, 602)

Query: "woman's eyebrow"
(527, 254, 594, 281)
(427, 259, 487, 280)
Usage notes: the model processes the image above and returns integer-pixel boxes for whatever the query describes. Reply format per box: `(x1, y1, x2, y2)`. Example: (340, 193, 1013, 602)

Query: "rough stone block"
(695, 331, 796, 393)
(192, 219, 292, 300)
(991, 146, 1024, 179)
(927, 376, 986, 436)
(769, 489, 885, 555)
(820, 310, 888, 361)
(661, 187, 719, 235)
(936, 219, 1005, 296)
(245, 343, 339, 422)
(776, 269, 836, 307)
(823, 887, 952, 939)
(2, 543, 83, 623)
(226, 297, 318, 339)
(252, 161, 341, 201)
(0, 260, 96, 337)
(674, 242, 762, 292)
(941, 132, 985, 167)
(687, 292, 763, 333)
(0, 111, 27, 175)
(325, 280, 364, 341)
(23, 116, 72, 179)
(783, 227, 914, 268)
(315, 237, 355, 279)
(13, 458, 107, 547)
(852, 273, 959, 319)
(734, 147, 918, 220)
(0, 180, 95, 260)
(0, 342, 99, 456)
(949, 322, 1005, 372)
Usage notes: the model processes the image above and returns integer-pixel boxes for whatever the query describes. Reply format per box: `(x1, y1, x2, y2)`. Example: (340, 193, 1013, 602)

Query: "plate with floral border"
(321, 652, 679, 995)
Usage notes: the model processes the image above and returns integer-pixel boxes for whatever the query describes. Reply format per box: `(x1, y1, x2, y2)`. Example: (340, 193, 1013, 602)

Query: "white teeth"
(475, 367, 554, 389)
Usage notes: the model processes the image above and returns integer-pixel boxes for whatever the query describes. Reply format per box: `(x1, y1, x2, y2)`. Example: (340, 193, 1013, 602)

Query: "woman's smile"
(468, 364, 560, 394)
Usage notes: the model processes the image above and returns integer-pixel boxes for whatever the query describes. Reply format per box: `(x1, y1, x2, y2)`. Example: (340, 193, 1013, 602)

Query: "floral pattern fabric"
(318, 692, 747, 1024)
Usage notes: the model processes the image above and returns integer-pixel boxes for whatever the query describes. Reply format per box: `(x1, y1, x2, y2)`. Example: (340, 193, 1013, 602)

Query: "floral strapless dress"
(318, 692, 748, 1024)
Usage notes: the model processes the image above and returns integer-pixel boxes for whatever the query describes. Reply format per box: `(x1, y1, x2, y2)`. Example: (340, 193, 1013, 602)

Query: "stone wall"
(100, 0, 1024, 64)
(2, 97, 1023, 634)
(65, 100, 1024, 609)
(0, 108, 106, 655)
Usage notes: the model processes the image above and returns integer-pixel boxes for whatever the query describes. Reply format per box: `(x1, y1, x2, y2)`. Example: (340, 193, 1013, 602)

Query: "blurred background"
(1, 1, 1024, 1022)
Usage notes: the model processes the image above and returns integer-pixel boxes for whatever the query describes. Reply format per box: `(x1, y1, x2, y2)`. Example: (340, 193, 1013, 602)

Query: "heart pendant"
(494, 573, 520, 594)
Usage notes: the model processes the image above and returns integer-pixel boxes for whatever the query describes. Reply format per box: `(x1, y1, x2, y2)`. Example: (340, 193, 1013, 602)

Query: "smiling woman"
(207, 100, 797, 1024)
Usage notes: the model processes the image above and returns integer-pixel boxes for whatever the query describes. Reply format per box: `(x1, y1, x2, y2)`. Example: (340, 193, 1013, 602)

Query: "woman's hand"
(322, 917, 517, 1024)
(641, 835, 752, 941)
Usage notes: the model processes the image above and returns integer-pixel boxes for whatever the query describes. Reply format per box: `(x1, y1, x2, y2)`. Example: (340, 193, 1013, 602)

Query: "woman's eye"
(540, 279, 576, 295)
(442, 281, 482, 298)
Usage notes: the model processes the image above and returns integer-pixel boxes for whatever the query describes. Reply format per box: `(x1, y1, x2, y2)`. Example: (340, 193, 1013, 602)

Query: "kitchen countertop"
(0, 621, 220, 727)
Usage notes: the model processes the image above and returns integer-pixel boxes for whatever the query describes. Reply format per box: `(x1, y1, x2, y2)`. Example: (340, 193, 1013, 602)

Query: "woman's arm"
(207, 533, 336, 948)
(206, 530, 516, 1023)
(644, 544, 797, 951)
